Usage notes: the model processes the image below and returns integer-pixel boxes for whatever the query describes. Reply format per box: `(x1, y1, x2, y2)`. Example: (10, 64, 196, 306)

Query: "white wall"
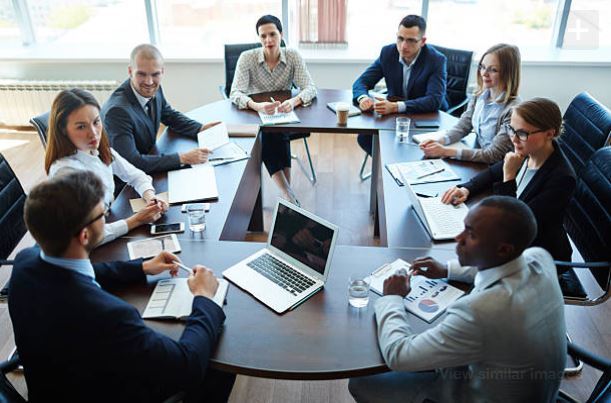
(0, 60, 609, 115)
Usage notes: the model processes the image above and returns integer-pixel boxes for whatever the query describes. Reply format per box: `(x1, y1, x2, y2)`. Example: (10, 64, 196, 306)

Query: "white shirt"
(49, 148, 154, 245)
(130, 82, 152, 113)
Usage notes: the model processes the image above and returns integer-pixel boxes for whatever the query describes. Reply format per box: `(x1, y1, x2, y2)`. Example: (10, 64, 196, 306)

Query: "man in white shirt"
(349, 196, 566, 403)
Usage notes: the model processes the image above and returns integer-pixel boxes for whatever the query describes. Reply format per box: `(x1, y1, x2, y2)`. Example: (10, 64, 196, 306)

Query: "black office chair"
(558, 343, 611, 403)
(221, 42, 317, 184)
(0, 153, 28, 302)
(359, 45, 473, 181)
(0, 353, 25, 403)
(559, 92, 611, 177)
(29, 112, 50, 149)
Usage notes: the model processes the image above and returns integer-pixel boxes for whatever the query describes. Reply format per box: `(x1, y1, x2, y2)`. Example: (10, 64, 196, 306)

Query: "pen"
(416, 192, 438, 198)
(417, 168, 445, 179)
(173, 260, 193, 275)
(209, 157, 233, 161)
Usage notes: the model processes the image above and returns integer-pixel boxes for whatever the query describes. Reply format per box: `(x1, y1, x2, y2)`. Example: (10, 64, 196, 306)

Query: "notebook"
(143, 277, 229, 319)
(167, 164, 219, 204)
(388, 159, 460, 186)
(223, 199, 339, 314)
(258, 110, 300, 126)
(197, 123, 249, 166)
(412, 130, 470, 150)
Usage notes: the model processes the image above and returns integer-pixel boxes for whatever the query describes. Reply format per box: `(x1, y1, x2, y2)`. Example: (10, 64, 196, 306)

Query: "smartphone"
(414, 120, 440, 129)
(181, 203, 210, 213)
(150, 222, 185, 235)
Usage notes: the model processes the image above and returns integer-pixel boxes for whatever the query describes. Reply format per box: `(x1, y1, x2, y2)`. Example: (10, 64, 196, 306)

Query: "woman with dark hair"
(442, 97, 576, 261)
(230, 14, 317, 206)
(45, 88, 167, 245)
(421, 43, 522, 164)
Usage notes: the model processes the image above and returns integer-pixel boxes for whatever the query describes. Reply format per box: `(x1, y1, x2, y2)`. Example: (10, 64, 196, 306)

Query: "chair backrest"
(559, 92, 611, 176)
(432, 44, 473, 116)
(564, 146, 611, 290)
(223, 40, 287, 98)
(0, 153, 27, 261)
(30, 111, 50, 149)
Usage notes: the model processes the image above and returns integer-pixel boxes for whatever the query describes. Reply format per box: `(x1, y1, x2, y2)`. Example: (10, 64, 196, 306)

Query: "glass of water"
(348, 274, 371, 308)
(186, 204, 206, 232)
(395, 117, 411, 142)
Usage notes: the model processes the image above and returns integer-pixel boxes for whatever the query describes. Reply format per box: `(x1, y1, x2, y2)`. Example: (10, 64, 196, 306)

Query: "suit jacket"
(8, 247, 225, 402)
(460, 140, 576, 261)
(352, 44, 448, 113)
(375, 247, 566, 403)
(101, 79, 203, 173)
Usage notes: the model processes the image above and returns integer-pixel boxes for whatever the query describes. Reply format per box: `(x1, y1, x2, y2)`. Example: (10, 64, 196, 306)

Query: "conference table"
(91, 89, 486, 380)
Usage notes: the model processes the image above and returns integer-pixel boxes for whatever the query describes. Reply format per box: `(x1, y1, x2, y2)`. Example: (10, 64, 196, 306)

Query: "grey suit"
(349, 247, 566, 403)
(102, 79, 203, 173)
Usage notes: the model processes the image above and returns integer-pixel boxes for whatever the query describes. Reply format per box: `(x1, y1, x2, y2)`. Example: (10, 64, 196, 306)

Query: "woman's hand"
(420, 140, 455, 158)
(503, 151, 526, 182)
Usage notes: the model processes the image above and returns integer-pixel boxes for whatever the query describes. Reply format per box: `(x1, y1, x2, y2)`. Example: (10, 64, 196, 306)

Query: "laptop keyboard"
(247, 253, 316, 296)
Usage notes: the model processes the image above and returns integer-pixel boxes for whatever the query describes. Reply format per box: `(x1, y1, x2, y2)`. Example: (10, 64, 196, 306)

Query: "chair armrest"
(554, 260, 610, 269)
(218, 85, 229, 99)
(0, 356, 20, 374)
(568, 342, 611, 371)
(0, 260, 15, 267)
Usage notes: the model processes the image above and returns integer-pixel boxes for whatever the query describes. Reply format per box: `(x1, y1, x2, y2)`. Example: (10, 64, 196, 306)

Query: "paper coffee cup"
(336, 102, 350, 125)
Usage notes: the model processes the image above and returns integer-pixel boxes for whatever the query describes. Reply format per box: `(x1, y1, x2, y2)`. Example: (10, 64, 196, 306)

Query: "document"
(208, 142, 249, 167)
(197, 122, 230, 151)
(387, 159, 460, 186)
(258, 110, 300, 126)
(168, 163, 219, 204)
(370, 258, 465, 323)
(143, 277, 229, 319)
(412, 130, 469, 151)
(127, 234, 181, 260)
(129, 191, 169, 213)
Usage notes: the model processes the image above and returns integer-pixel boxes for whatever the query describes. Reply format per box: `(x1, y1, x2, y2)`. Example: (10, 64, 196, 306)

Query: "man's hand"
(410, 257, 448, 279)
(373, 98, 398, 115)
(180, 147, 211, 165)
(142, 251, 179, 276)
(503, 151, 526, 182)
(441, 186, 469, 205)
(358, 97, 374, 112)
(187, 265, 219, 299)
(420, 140, 454, 158)
(201, 121, 221, 132)
(383, 274, 411, 297)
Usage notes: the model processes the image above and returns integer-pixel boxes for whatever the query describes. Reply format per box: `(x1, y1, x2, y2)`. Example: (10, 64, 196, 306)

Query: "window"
(27, 0, 148, 45)
(0, 0, 21, 47)
(156, 0, 282, 51)
(564, 0, 610, 48)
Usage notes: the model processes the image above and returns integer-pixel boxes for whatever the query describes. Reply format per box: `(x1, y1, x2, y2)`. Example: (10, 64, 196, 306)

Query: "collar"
(472, 253, 526, 292)
(130, 81, 151, 109)
(399, 49, 421, 69)
(75, 148, 100, 159)
(257, 47, 287, 65)
(482, 88, 507, 104)
(40, 250, 100, 288)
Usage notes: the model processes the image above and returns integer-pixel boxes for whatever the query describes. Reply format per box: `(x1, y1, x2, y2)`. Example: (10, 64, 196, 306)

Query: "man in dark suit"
(353, 15, 448, 155)
(102, 44, 219, 173)
(8, 170, 235, 402)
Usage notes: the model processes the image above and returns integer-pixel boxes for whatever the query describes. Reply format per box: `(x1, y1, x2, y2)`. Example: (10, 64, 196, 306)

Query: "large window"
(564, 0, 610, 48)
(0, 0, 20, 47)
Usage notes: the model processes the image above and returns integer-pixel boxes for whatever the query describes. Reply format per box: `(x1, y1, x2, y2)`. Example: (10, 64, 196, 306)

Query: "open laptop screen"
(270, 203, 335, 275)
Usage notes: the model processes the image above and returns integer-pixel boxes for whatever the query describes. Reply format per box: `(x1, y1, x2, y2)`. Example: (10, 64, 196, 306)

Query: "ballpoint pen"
(417, 168, 445, 179)
(209, 157, 233, 161)
(173, 260, 193, 275)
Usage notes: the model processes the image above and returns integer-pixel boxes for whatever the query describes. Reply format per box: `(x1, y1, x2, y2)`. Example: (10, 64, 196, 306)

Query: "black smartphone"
(150, 222, 185, 235)
(414, 120, 440, 129)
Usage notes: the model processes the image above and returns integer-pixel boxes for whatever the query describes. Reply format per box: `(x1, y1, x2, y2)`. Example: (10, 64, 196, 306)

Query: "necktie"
(146, 99, 155, 121)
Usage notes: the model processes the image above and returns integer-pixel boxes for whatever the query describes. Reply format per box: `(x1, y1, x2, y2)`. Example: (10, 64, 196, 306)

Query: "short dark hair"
(478, 196, 537, 253)
(399, 15, 426, 34)
(256, 14, 282, 34)
(24, 170, 105, 256)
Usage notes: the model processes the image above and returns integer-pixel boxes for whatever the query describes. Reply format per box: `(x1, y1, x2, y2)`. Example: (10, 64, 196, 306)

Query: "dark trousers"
(357, 134, 372, 156)
(161, 368, 236, 403)
(262, 132, 291, 176)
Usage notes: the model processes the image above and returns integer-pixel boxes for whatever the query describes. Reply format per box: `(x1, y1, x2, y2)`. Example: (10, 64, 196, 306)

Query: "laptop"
(223, 199, 339, 314)
(404, 182, 469, 240)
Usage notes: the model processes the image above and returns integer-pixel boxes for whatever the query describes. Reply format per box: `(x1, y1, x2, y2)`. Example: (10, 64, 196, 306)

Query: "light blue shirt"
(130, 82, 152, 113)
(40, 250, 101, 288)
(397, 50, 421, 113)
(471, 89, 506, 148)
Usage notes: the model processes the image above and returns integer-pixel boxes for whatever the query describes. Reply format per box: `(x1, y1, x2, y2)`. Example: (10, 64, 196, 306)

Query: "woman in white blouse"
(230, 14, 317, 206)
(420, 43, 521, 164)
(45, 88, 167, 245)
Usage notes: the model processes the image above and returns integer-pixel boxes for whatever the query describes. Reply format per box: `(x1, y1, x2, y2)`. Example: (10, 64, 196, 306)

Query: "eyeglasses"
(397, 36, 422, 45)
(505, 123, 545, 142)
(478, 64, 499, 74)
(75, 203, 109, 235)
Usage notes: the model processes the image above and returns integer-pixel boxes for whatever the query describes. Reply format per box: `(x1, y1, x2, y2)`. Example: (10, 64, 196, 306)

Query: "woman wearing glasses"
(442, 98, 576, 261)
(420, 43, 521, 164)
(45, 88, 168, 245)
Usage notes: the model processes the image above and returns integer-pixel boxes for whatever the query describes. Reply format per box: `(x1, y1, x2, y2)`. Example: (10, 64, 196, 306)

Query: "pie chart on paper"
(418, 299, 439, 313)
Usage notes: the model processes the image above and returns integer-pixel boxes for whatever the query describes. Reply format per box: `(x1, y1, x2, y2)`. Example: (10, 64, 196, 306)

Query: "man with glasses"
(8, 170, 235, 402)
(352, 14, 448, 155)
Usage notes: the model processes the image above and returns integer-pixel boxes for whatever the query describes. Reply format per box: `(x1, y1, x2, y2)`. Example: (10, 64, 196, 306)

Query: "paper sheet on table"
(389, 159, 460, 185)
(198, 122, 229, 151)
(168, 164, 218, 204)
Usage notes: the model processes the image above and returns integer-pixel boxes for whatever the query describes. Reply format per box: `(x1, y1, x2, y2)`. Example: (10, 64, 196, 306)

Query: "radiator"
(0, 80, 119, 126)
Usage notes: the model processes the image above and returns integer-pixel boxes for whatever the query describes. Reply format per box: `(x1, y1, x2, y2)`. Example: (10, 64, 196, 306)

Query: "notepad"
(387, 159, 460, 186)
(167, 164, 219, 204)
(370, 258, 465, 323)
(143, 277, 229, 319)
(127, 234, 181, 260)
(258, 110, 300, 125)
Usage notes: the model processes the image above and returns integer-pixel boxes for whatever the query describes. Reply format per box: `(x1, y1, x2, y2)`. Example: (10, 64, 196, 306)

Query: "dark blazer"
(352, 44, 448, 113)
(460, 141, 576, 261)
(8, 247, 225, 402)
(101, 79, 203, 173)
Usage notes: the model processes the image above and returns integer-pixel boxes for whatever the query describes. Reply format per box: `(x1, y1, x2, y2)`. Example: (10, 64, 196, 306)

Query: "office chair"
(0, 153, 28, 302)
(559, 92, 611, 177)
(221, 42, 317, 184)
(29, 112, 50, 149)
(558, 342, 611, 403)
(359, 45, 473, 181)
(0, 353, 25, 403)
